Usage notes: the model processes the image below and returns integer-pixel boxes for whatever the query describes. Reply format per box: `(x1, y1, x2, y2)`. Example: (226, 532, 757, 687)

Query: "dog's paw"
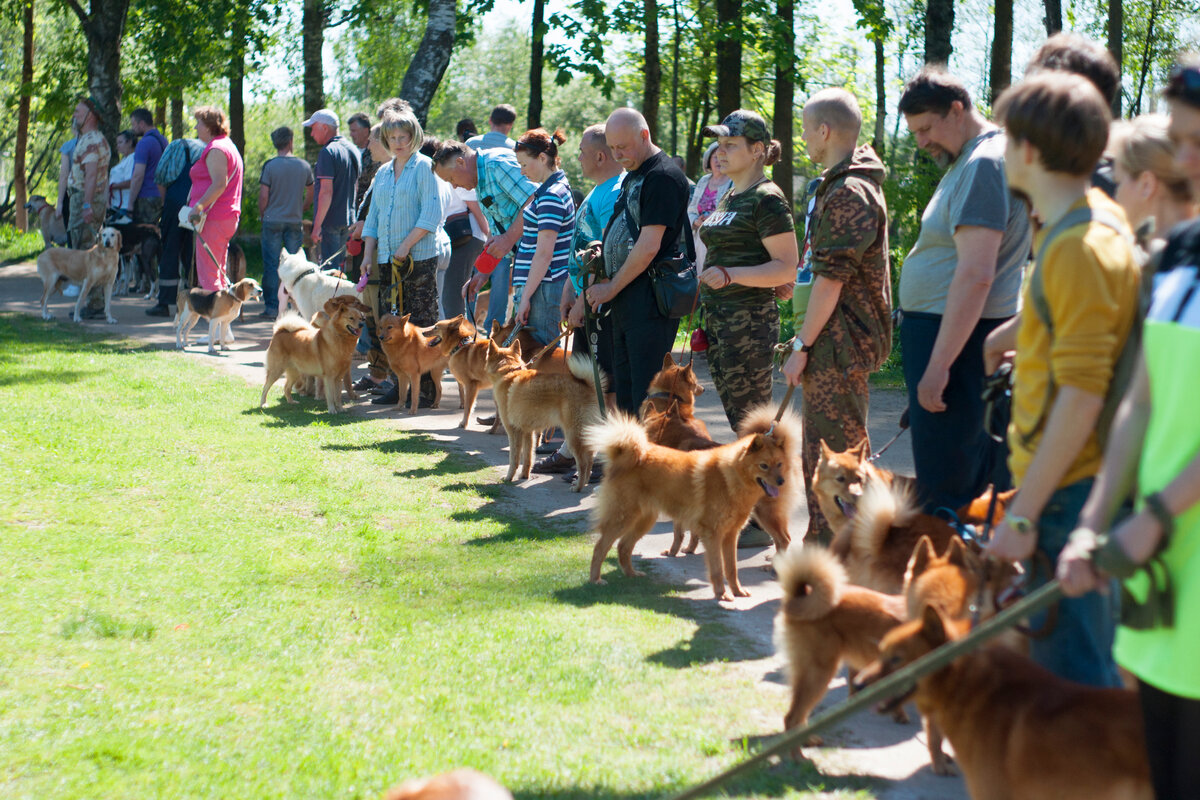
(890, 707, 911, 725)
(803, 734, 824, 747)
(661, 548, 679, 557)
(931, 756, 957, 777)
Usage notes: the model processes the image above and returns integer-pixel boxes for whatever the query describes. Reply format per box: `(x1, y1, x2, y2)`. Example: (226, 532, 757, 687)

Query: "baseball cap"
(702, 109, 770, 143)
(76, 95, 103, 118)
(302, 108, 339, 128)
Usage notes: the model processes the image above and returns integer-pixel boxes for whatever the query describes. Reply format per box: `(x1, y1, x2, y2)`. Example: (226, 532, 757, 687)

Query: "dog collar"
(447, 336, 474, 357)
(644, 391, 686, 405)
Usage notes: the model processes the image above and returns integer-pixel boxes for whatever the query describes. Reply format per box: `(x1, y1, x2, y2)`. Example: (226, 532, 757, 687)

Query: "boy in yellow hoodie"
(983, 72, 1140, 687)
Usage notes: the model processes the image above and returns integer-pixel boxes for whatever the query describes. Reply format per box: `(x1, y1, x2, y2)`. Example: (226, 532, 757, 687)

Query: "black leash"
(867, 407, 910, 463)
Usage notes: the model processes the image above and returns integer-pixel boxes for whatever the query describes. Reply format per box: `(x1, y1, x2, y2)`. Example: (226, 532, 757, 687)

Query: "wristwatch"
(791, 336, 812, 353)
(1004, 512, 1036, 534)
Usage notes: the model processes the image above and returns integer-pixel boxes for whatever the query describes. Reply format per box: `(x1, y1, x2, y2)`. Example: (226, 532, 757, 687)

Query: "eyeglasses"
(1166, 65, 1200, 105)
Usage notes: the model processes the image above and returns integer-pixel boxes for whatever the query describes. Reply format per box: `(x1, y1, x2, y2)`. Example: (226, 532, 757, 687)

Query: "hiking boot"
(561, 463, 604, 484)
(737, 519, 773, 549)
(531, 451, 576, 474)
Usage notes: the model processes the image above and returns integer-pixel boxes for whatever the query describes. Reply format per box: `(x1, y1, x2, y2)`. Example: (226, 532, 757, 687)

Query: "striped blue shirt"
(362, 152, 449, 263)
(512, 170, 575, 288)
(475, 150, 537, 234)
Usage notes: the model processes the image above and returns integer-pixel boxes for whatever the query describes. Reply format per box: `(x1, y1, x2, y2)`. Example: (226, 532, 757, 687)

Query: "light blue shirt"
(475, 150, 538, 234)
(362, 152, 448, 263)
(568, 172, 624, 291)
(466, 131, 516, 152)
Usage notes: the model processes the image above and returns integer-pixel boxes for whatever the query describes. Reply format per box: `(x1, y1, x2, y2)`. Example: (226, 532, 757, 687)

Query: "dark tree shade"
(990, 0, 1013, 102)
(772, 0, 794, 206)
(924, 0, 954, 64)
(644, 0, 661, 143)
(716, 0, 741, 116)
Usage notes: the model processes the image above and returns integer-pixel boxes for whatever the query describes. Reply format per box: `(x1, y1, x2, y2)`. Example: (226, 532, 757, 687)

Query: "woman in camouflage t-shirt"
(698, 110, 799, 429)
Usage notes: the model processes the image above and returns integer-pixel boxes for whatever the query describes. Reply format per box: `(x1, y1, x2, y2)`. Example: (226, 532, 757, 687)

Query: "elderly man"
(67, 96, 111, 319)
(897, 67, 1032, 514)
(584, 108, 691, 414)
(782, 88, 893, 546)
(304, 108, 361, 272)
(432, 139, 537, 334)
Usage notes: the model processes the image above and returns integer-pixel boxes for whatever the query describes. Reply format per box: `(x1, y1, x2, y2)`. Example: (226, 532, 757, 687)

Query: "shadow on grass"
(0, 367, 103, 386)
(554, 575, 773, 667)
(451, 481, 590, 546)
(246, 403, 367, 428)
(0, 313, 162, 356)
(508, 755, 867, 799)
(324, 433, 486, 478)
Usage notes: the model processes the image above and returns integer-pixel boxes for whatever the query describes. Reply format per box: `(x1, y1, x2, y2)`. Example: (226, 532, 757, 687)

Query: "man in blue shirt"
(534, 123, 625, 477)
(432, 141, 537, 331)
(305, 108, 361, 273)
(127, 108, 167, 227)
(466, 104, 517, 152)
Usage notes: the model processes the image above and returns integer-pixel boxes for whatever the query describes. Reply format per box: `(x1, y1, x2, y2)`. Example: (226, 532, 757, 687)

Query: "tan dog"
(427, 314, 492, 428)
(378, 313, 455, 414)
(586, 407, 801, 601)
(484, 338, 604, 491)
(812, 439, 916, 536)
(855, 607, 1152, 800)
(175, 278, 262, 353)
(773, 546, 910, 752)
(260, 295, 369, 414)
(36, 226, 121, 324)
(24, 195, 68, 248)
(382, 769, 512, 800)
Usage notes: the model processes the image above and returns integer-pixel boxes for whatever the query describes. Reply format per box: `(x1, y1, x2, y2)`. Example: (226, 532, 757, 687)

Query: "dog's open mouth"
(835, 495, 857, 519)
(346, 323, 363, 336)
(875, 682, 916, 715)
(426, 335, 443, 347)
(757, 477, 781, 498)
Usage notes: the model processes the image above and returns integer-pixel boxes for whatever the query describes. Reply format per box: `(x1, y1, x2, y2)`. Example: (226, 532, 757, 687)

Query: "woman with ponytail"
(697, 110, 798, 433)
(512, 128, 576, 347)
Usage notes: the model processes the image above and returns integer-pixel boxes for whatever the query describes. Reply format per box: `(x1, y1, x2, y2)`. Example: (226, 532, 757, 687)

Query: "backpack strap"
(1020, 206, 1138, 449)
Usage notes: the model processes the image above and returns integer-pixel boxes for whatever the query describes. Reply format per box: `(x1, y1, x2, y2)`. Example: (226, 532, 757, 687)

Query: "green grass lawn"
(0, 225, 44, 267)
(0, 314, 875, 799)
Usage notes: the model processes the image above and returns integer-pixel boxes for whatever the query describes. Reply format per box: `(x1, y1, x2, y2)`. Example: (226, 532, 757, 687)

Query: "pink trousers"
(194, 215, 239, 291)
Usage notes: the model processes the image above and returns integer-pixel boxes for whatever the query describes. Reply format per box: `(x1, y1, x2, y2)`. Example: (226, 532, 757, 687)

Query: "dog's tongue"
(836, 496, 856, 519)
(760, 479, 780, 498)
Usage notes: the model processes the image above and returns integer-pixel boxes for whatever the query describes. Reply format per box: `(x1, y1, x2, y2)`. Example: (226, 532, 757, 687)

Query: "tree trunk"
(772, 0, 794, 205)
(873, 34, 886, 156)
(170, 92, 183, 140)
(229, 13, 246, 156)
(154, 96, 166, 130)
(643, 0, 661, 142)
(15, 0, 34, 232)
(990, 0, 1013, 103)
(400, 0, 456, 124)
(1043, 0, 1061, 35)
(1131, 0, 1160, 116)
(670, 0, 681, 156)
(924, 0, 953, 64)
(528, 0, 545, 129)
(302, 0, 328, 162)
(63, 0, 132, 152)
(1107, 0, 1123, 116)
(716, 0, 741, 116)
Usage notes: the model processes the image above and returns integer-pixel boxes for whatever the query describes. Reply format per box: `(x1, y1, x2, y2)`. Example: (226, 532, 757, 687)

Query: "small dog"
(277, 248, 362, 321)
(773, 545, 910, 752)
(427, 314, 493, 429)
(836, 477, 960, 594)
(587, 406, 801, 600)
(812, 439, 916, 535)
(24, 195, 69, 248)
(176, 278, 262, 353)
(484, 338, 605, 491)
(260, 295, 370, 414)
(855, 607, 1152, 800)
(36, 226, 121, 324)
(378, 313, 455, 414)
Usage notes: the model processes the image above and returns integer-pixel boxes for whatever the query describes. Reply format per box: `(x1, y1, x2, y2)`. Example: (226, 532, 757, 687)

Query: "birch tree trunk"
(15, 0, 34, 231)
(400, 0, 457, 124)
(1108, 0, 1124, 116)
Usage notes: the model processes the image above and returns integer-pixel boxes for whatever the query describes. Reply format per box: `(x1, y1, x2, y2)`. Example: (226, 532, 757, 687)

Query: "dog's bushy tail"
(273, 312, 312, 334)
(566, 353, 609, 392)
(848, 476, 918, 559)
(585, 412, 648, 472)
(738, 403, 802, 460)
(774, 547, 845, 633)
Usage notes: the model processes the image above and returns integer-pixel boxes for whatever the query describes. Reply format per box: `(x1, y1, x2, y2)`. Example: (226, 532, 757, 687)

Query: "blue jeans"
(513, 278, 566, 347)
(261, 221, 303, 314)
(1027, 477, 1122, 688)
(321, 225, 350, 272)
(484, 255, 513, 332)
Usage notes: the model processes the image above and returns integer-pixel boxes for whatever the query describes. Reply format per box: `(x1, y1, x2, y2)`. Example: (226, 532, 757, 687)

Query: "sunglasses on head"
(1167, 65, 1200, 104)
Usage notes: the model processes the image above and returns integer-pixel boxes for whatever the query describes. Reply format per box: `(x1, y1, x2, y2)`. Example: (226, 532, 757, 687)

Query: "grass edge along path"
(0, 313, 876, 799)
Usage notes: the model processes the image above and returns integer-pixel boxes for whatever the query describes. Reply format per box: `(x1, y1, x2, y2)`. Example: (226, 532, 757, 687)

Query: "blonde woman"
(1110, 114, 1198, 246)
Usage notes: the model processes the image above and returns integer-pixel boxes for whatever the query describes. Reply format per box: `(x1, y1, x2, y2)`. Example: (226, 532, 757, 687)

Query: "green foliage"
(0, 222, 43, 263)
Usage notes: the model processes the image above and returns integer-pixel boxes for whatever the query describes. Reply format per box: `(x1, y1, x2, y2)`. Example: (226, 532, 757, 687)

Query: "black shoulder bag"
(624, 193, 698, 319)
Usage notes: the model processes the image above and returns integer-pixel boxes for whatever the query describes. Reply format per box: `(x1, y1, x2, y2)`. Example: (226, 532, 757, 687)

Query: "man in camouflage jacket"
(783, 89, 893, 545)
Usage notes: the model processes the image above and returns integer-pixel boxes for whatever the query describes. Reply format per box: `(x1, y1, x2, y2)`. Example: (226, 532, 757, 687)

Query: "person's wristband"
(1143, 492, 1175, 541)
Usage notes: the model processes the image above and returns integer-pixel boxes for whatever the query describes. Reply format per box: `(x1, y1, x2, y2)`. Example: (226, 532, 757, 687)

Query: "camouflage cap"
(75, 95, 104, 118)
(702, 109, 770, 143)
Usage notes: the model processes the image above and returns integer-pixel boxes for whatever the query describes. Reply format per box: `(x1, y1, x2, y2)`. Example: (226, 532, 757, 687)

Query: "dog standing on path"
(176, 278, 262, 353)
(37, 226, 121, 324)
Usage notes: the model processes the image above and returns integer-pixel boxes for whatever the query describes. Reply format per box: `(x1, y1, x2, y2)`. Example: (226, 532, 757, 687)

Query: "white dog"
(36, 227, 121, 324)
(276, 248, 363, 322)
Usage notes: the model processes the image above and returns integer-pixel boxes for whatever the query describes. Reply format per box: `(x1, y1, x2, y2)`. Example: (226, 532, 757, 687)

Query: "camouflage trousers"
(374, 256, 440, 397)
(800, 345, 870, 546)
(360, 274, 388, 380)
(703, 295, 779, 431)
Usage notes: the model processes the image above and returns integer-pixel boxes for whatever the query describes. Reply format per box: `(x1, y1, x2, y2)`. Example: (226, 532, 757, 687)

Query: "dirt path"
(2, 260, 964, 799)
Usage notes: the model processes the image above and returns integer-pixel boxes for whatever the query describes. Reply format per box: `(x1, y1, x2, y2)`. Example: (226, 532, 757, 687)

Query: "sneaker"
(145, 304, 171, 318)
(369, 379, 395, 396)
(258, 309, 277, 319)
(63, 284, 81, 297)
(561, 463, 604, 484)
(535, 439, 564, 456)
(737, 519, 774, 549)
(352, 375, 381, 392)
(531, 451, 576, 474)
(371, 385, 400, 405)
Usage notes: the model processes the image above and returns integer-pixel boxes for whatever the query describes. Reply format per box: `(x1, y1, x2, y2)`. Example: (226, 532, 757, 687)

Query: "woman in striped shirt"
(512, 128, 576, 347)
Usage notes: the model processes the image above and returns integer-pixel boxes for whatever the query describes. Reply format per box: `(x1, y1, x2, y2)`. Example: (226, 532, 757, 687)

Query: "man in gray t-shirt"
(305, 108, 361, 273)
(897, 68, 1033, 513)
(258, 126, 314, 316)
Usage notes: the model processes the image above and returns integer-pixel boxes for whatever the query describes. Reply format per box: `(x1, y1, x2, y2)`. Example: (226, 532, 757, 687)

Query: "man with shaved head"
(783, 88, 893, 544)
(586, 108, 692, 413)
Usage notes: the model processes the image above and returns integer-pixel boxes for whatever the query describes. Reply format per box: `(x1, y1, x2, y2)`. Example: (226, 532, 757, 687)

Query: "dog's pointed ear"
(998, 488, 1018, 508)
(399, 313, 411, 326)
(906, 536, 935, 580)
(921, 604, 948, 644)
(945, 536, 969, 568)
(854, 439, 871, 459)
(748, 433, 767, 452)
(322, 298, 338, 315)
(819, 439, 834, 458)
(451, 314, 464, 325)
(511, 338, 523, 358)
(662, 352, 675, 370)
(487, 339, 498, 356)
(490, 319, 501, 338)
(355, 300, 370, 313)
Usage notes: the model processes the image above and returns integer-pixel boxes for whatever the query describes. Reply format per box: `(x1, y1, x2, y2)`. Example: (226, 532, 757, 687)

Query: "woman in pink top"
(187, 105, 244, 291)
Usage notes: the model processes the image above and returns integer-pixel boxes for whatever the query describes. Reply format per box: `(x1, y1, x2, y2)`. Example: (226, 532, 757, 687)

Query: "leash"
(388, 255, 414, 316)
(527, 323, 573, 368)
(466, 293, 479, 342)
(501, 320, 526, 347)
(666, 580, 1064, 800)
(583, 277, 607, 419)
(317, 243, 349, 272)
(867, 407, 910, 463)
